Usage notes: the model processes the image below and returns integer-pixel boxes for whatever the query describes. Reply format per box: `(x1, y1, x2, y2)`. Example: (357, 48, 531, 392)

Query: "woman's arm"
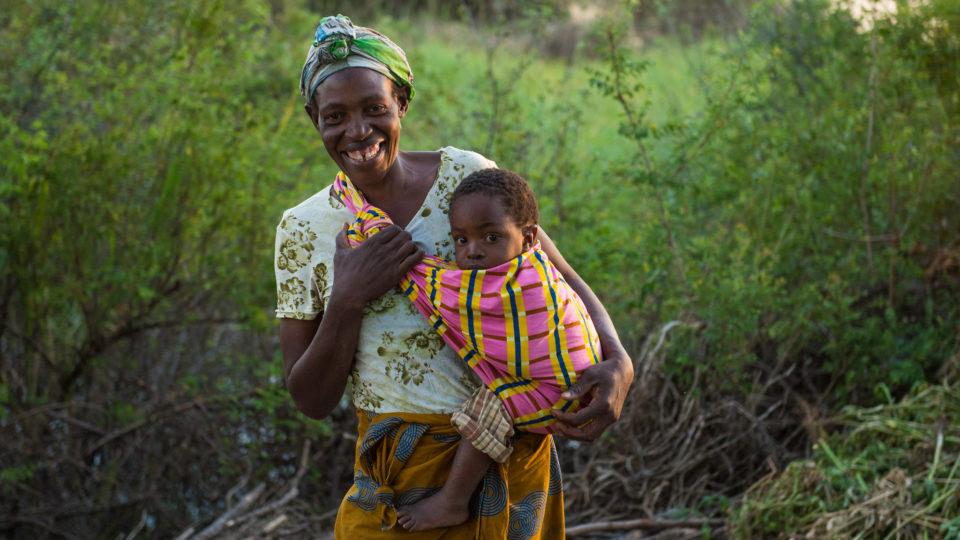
(536, 227, 635, 441)
(280, 226, 423, 419)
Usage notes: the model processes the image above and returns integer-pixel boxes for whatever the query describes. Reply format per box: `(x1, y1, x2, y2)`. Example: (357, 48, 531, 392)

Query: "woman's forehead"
(314, 68, 394, 106)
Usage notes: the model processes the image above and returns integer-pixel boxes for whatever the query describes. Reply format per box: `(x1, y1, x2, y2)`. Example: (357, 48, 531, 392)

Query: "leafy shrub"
(732, 382, 960, 538)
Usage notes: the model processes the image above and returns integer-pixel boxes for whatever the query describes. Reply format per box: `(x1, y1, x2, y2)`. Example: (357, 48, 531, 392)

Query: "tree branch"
(566, 517, 724, 537)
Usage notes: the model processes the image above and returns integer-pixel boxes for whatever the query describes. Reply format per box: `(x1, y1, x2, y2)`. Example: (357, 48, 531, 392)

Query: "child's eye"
(454, 236, 467, 245)
(484, 233, 499, 242)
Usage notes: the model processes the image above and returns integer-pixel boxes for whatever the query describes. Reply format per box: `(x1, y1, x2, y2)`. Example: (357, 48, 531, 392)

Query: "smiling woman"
(275, 14, 634, 538)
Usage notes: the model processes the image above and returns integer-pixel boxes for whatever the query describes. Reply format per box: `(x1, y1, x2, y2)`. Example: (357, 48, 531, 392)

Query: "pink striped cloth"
(334, 172, 602, 433)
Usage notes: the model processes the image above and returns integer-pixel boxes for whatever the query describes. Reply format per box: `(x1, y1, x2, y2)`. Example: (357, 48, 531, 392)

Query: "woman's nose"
(345, 118, 372, 141)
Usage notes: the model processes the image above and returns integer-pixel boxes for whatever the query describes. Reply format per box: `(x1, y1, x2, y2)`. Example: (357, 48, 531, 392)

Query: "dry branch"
(566, 517, 724, 536)
(171, 440, 316, 539)
(190, 483, 266, 540)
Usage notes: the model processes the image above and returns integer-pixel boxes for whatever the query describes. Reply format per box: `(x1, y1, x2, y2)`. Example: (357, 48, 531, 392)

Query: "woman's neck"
(360, 152, 415, 207)
(355, 150, 441, 228)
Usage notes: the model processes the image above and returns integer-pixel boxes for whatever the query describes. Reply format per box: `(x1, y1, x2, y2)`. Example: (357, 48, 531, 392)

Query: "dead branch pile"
(0, 323, 356, 539)
(171, 441, 338, 540)
(559, 321, 810, 536)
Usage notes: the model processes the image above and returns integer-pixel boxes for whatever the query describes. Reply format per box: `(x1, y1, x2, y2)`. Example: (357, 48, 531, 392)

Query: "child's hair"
(450, 168, 539, 227)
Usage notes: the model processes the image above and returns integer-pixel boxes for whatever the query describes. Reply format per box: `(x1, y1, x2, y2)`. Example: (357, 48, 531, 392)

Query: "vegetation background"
(1, 0, 957, 538)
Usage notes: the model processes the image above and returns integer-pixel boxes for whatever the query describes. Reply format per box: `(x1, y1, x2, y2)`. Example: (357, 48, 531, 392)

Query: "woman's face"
(310, 68, 407, 186)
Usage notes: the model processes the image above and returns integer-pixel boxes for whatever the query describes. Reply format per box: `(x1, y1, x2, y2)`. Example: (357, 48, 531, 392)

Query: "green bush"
(732, 383, 960, 538)
(581, 0, 959, 400)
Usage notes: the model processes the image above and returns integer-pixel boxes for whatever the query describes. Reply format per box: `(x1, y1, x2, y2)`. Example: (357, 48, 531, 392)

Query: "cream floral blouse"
(275, 147, 496, 414)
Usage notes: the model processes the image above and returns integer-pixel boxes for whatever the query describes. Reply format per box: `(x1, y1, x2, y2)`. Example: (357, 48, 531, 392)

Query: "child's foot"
(396, 492, 470, 531)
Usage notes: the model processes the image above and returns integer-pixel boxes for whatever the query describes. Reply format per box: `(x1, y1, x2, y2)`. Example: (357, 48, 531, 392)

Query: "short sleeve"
(274, 211, 328, 320)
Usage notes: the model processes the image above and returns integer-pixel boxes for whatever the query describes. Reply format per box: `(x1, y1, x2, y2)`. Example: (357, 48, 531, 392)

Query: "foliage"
(0, 0, 958, 537)
(731, 382, 960, 538)
(0, 1, 345, 537)
(583, 0, 960, 402)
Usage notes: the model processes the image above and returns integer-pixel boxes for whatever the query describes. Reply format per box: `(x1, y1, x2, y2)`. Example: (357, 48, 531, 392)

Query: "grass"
(732, 383, 960, 539)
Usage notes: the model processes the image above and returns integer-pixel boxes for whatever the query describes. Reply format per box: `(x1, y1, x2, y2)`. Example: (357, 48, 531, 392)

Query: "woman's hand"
(551, 351, 634, 441)
(330, 224, 423, 308)
(281, 224, 422, 420)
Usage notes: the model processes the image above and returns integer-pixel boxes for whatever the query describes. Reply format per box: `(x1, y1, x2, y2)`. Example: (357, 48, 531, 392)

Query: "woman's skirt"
(333, 410, 565, 539)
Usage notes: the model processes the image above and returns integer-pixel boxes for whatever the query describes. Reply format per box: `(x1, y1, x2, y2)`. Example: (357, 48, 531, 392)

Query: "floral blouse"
(274, 147, 496, 413)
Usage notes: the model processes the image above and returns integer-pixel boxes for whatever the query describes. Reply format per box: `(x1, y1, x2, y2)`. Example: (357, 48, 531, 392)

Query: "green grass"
(732, 383, 960, 538)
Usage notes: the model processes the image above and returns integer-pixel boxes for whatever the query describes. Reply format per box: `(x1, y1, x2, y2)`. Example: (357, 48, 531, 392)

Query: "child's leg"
(396, 439, 493, 531)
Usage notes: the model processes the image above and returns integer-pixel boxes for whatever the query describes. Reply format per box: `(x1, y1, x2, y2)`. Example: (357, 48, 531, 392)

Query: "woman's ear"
(305, 103, 320, 130)
(522, 225, 538, 250)
(395, 88, 410, 119)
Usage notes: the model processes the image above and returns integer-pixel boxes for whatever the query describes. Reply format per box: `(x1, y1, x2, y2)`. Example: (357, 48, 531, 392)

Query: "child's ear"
(522, 225, 538, 250)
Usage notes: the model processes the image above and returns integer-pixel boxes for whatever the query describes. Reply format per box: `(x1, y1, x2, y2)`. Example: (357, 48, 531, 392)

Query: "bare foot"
(396, 492, 470, 531)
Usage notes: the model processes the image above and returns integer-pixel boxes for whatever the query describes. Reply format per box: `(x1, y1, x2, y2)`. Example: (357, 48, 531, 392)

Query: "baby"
(395, 168, 601, 531)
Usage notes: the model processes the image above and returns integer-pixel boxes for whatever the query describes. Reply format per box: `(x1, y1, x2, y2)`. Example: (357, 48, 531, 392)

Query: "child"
(390, 168, 602, 531)
(334, 167, 600, 531)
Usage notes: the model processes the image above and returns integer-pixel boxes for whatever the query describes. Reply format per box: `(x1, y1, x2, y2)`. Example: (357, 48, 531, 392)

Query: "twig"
(61, 315, 243, 397)
(172, 527, 194, 540)
(262, 514, 288, 534)
(823, 228, 900, 243)
(228, 488, 300, 530)
(638, 320, 701, 380)
(190, 483, 266, 540)
(45, 410, 106, 435)
(314, 506, 341, 522)
(0, 515, 84, 540)
(858, 32, 879, 272)
(85, 392, 249, 456)
(224, 440, 313, 528)
(224, 475, 250, 511)
(566, 517, 724, 536)
(123, 510, 148, 540)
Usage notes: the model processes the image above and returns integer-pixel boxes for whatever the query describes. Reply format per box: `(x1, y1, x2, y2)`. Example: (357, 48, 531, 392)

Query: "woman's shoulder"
(277, 183, 352, 239)
(438, 146, 497, 173)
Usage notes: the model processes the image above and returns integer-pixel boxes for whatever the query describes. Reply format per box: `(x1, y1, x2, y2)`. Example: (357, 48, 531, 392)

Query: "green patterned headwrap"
(300, 15, 415, 108)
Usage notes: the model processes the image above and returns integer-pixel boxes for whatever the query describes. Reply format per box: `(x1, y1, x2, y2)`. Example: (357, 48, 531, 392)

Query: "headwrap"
(299, 15, 415, 108)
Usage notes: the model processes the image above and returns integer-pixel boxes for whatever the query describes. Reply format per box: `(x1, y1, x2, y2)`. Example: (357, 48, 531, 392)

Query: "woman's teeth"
(345, 142, 382, 163)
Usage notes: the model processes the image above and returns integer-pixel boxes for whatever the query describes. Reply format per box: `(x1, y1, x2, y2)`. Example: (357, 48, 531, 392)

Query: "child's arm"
(535, 227, 635, 442)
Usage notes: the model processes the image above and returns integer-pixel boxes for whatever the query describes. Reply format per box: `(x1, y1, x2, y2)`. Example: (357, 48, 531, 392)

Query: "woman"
(275, 15, 634, 538)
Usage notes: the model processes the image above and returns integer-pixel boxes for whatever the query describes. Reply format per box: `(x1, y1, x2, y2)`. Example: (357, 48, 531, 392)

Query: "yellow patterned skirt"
(333, 411, 565, 539)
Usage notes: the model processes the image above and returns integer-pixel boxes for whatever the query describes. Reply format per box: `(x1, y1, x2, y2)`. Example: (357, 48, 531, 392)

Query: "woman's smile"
(343, 140, 384, 166)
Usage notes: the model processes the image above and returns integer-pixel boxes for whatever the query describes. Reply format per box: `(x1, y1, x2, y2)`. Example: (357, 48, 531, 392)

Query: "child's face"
(449, 193, 537, 270)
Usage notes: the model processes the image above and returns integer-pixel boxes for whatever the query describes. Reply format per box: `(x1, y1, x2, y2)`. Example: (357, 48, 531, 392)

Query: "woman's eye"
(369, 104, 387, 114)
(323, 112, 343, 124)
(484, 234, 499, 242)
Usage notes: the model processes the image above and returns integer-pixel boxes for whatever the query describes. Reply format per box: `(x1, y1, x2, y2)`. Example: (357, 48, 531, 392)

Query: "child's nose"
(466, 243, 484, 259)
